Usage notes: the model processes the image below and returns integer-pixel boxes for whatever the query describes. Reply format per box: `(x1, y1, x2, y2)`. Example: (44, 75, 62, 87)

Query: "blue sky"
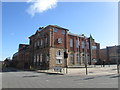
(2, 2, 118, 60)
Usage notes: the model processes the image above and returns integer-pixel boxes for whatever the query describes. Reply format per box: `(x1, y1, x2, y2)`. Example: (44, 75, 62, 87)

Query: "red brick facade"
(17, 44, 30, 69)
(100, 45, 120, 64)
(28, 25, 100, 69)
(12, 25, 100, 69)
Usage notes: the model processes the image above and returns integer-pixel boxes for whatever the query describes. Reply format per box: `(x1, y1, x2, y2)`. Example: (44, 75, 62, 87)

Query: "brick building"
(100, 45, 120, 64)
(12, 52, 18, 67)
(16, 44, 30, 69)
(28, 25, 100, 69)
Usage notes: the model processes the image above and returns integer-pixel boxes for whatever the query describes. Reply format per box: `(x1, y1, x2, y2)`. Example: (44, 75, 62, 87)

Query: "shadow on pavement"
(2, 67, 19, 72)
(74, 77, 95, 81)
(89, 72, 94, 73)
(22, 72, 64, 78)
(110, 75, 120, 78)
(105, 74, 116, 77)
(22, 75, 39, 78)
(83, 77, 95, 80)
(2, 67, 36, 73)
(45, 72, 64, 75)
(112, 69, 117, 70)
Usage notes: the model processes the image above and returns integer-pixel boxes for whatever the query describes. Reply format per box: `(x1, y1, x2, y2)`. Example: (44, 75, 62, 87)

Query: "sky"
(1, 1, 118, 60)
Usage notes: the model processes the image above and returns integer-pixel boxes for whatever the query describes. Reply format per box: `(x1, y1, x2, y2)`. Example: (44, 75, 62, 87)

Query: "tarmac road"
(1, 67, 119, 88)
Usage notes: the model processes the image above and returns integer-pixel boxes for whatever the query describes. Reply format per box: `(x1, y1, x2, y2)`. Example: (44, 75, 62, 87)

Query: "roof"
(19, 44, 29, 47)
(29, 25, 69, 38)
(13, 52, 18, 57)
(107, 45, 120, 48)
(68, 32, 88, 38)
(19, 44, 29, 51)
(49, 25, 69, 31)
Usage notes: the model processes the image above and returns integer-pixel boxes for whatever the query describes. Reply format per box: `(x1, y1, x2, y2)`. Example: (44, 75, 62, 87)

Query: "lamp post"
(84, 37, 88, 75)
(66, 58, 68, 74)
(115, 46, 119, 74)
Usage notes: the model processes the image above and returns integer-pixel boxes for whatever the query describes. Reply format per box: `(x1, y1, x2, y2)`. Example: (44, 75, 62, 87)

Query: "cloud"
(27, 0, 58, 17)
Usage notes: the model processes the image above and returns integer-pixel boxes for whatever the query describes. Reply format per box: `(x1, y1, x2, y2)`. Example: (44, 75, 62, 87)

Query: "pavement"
(67, 65, 118, 75)
(37, 65, 119, 76)
(1, 65, 119, 88)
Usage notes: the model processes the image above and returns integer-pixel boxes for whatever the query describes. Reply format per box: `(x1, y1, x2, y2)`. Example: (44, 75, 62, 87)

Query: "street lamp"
(84, 37, 88, 75)
(115, 46, 119, 74)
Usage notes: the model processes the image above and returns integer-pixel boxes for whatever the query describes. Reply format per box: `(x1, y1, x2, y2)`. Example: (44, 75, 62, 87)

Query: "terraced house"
(28, 25, 100, 69)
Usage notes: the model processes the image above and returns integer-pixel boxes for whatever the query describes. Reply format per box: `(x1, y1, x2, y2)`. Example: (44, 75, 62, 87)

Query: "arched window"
(87, 42, 89, 49)
(76, 53, 80, 64)
(45, 38, 47, 44)
(37, 41, 40, 46)
(46, 54, 49, 62)
(70, 53, 74, 65)
(56, 59, 62, 64)
(40, 54, 42, 62)
(41, 39, 43, 46)
(34, 54, 37, 66)
(37, 54, 39, 66)
(34, 42, 36, 47)
(76, 39, 79, 48)
(34, 54, 36, 63)
(82, 53, 85, 64)
(87, 54, 90, 64)
(56, 50, 62, 56)
(56, 50, 62, 64)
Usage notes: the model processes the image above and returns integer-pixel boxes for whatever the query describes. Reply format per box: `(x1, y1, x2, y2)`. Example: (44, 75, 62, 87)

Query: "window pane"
(34, 55, 36, 62)
(37, 41, 39, 46)
(70, 53, 74, 64)
(86, 42, 89, 49)
(70, 39, 73, 47)
(41, 39, 43, 46)
(92, 46, 97, 50)
(40, 54, 42, 62)
(82, 41, 84, 48)
(34, 42, 36, 47)
(56, 59, 62, 64)
(54, 28, 58, 32)
(45, 38, 47, 44)
(76, 54, 80, 64)
(58, 38, 62, 43)
(62, 31, 65, 35)
(76, 40, 79, 48)
(56, 50, 62, 56)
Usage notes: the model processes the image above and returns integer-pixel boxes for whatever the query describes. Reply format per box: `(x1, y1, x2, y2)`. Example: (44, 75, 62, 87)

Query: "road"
(1, 67, 119, 88)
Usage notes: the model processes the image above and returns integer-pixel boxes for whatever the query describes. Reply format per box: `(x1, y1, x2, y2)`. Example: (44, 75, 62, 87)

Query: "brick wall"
(13, 25, 100, 69)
